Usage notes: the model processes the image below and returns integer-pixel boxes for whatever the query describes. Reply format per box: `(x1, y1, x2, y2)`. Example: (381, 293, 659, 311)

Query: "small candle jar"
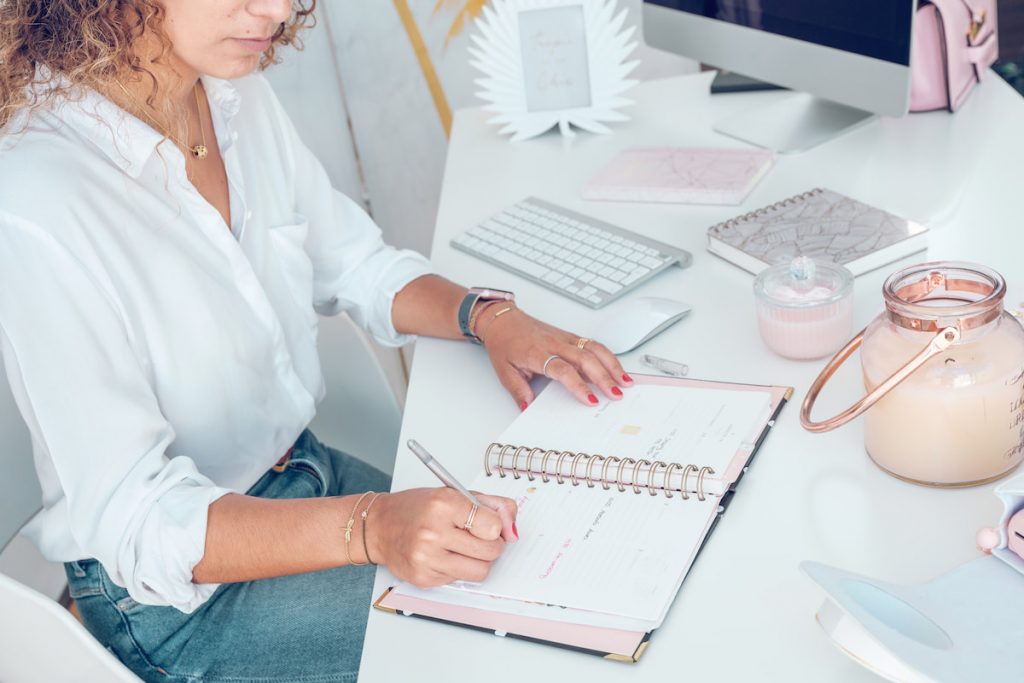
(753, 257, 854, 360)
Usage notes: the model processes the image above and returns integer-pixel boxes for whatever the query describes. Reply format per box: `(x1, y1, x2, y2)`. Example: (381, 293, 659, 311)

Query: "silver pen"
(641, 354, 689, 378)
(407, 439, 485, 508)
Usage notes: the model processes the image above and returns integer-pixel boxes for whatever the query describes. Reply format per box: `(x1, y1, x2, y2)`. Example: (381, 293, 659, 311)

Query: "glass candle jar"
(801, 262, 1024, 487)
(754, 257, 854, 360)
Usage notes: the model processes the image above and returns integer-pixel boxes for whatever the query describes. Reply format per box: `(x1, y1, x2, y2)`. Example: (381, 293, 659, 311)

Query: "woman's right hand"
(366, 487, 518, 588)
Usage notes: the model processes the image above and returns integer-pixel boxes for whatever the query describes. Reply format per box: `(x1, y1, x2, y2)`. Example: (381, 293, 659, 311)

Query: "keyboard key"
(542, 271, 563, 283)
(588, 295, 603, 305)
(641, 256, 663, 269)
(579, 286, 598, 298)
(591, 277, 623, 294)
(556, 276, 574, 288)
(623, 269, 649, 286)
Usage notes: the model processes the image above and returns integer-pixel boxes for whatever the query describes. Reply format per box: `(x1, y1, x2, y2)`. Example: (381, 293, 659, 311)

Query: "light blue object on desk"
(803, 474, 1024, 682)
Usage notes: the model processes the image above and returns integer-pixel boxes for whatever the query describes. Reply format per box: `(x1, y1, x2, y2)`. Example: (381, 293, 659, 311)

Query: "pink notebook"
(375, 375, 792, 662)
(582, 147, 776, 206)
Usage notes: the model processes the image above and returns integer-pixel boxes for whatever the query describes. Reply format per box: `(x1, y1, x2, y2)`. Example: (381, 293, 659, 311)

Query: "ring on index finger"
(462, 503, 479, 530)
(576, 337, 591, 351)
(542, 354, 561, 378)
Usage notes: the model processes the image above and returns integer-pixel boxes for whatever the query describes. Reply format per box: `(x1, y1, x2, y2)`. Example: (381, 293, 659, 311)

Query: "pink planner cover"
(374, 375, 792, 662)
(582, 147, 776, 206)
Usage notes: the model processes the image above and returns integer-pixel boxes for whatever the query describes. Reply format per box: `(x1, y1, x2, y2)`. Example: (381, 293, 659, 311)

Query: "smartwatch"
(458, 287, 515, 343)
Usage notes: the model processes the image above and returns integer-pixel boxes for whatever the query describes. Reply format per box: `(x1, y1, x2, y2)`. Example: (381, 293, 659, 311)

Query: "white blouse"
(0, 74, 432, 612)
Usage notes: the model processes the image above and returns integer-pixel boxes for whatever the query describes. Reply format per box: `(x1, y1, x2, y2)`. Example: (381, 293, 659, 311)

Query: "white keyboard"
(451, 198, 692, 308)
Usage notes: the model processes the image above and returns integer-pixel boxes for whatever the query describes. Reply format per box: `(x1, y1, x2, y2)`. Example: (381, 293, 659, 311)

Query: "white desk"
(359, 72, 1024, 681)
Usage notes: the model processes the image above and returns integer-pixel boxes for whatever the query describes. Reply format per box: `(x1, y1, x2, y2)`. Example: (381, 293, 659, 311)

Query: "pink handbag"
(911, 0, 999, 112)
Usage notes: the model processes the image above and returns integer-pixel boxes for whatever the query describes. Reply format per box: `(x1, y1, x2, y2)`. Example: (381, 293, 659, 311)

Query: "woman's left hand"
(475, 305, 633, 408)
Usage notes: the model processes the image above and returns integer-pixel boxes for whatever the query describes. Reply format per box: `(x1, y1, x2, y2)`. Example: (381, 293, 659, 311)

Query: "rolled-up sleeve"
(0, 214, 232, 613)
(265, 81, 433, 347)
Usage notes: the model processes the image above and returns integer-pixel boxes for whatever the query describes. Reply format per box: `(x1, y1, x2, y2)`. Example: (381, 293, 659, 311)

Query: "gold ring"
(576, 337, 590, 350)
(542, 354, 561, 378)
(462, 503, 479, 530)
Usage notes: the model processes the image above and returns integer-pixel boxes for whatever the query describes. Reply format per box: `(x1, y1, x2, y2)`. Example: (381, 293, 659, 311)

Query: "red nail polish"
(587, 393, 599, 404)
(611, 386, 623, 397)
(622, 373, 634, 383)
(512, 522, 519, 539)
(519, 401, 528, 411)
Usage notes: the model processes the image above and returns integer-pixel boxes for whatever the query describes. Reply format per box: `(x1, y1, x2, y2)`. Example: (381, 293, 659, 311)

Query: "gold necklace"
(115, 81, 209, 160)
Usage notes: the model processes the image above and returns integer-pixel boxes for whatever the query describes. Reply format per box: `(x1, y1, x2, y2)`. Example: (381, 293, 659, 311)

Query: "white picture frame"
(469, 0, 639, 142)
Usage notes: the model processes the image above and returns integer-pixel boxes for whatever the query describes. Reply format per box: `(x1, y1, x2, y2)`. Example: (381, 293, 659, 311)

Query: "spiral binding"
(708, 188, 824, 235)
(484, 442, 717, 501)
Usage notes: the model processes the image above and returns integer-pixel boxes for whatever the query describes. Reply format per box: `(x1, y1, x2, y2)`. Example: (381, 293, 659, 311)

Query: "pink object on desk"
(582, 147, 775, 205)
(753, 258, 854, 361)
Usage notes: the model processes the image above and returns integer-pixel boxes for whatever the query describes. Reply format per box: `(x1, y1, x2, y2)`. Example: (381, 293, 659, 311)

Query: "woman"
(0, 1, 631, 681)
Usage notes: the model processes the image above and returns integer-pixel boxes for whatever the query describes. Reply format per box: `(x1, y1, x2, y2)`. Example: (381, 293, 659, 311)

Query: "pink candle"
(754, 258, 854, 360)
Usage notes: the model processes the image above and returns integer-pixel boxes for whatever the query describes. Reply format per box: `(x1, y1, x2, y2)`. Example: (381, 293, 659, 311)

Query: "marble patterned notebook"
(582, 147, 776, 205)
(706, 187, 929, 276)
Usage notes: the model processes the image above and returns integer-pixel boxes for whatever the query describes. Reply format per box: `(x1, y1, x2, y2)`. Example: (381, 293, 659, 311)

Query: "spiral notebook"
(706, 188, 929, 276)
(374, 374, 791, 662)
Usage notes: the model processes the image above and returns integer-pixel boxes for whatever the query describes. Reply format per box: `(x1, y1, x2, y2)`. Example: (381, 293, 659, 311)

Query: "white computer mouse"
(591, 297, 692, 355)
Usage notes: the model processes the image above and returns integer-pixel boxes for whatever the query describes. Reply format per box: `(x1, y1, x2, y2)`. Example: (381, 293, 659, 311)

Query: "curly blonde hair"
(0, 0, 316, 130)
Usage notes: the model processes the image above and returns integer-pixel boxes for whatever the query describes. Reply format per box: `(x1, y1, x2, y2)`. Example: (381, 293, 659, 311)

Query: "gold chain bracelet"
(344, 492, 374, 566)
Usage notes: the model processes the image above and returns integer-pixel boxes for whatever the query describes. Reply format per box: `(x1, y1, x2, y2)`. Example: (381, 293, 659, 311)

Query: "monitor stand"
(713, 92, 875, 153)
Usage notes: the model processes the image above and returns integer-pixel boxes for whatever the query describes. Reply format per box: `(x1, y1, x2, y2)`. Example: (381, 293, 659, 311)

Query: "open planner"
(374, 374, 791, 662)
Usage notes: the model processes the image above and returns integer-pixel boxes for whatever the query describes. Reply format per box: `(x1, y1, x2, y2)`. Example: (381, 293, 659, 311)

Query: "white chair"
(0, 360, 142, 682)
(309, 313, 404, 475)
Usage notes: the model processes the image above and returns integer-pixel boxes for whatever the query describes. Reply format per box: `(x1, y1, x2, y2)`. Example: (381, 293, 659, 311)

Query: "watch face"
(473, 287, 515, 301)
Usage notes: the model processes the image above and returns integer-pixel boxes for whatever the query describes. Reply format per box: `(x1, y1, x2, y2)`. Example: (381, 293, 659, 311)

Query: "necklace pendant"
(191, 144, 209, 160)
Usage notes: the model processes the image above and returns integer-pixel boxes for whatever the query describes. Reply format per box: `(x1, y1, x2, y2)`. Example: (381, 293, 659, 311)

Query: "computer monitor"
(643, 1, 916, 152)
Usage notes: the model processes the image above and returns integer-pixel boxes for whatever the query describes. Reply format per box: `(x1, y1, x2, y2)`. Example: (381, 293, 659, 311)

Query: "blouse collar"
(47, 73, 242, 179)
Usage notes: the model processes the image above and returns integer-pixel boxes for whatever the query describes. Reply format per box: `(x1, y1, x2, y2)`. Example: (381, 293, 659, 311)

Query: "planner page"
(452, 472, 718, 621)
(497, 381, 772, 487)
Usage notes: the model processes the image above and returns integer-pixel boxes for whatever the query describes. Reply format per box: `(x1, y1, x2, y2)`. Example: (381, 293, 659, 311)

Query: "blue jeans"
(65, 430, 392, 683)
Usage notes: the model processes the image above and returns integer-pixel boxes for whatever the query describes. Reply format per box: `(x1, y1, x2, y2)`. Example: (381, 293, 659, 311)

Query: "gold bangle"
(345, 492, 374, 566)
(477, 303, 517, 342)
(360, 493, 384, 565)
(467, 299, 500, 339)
